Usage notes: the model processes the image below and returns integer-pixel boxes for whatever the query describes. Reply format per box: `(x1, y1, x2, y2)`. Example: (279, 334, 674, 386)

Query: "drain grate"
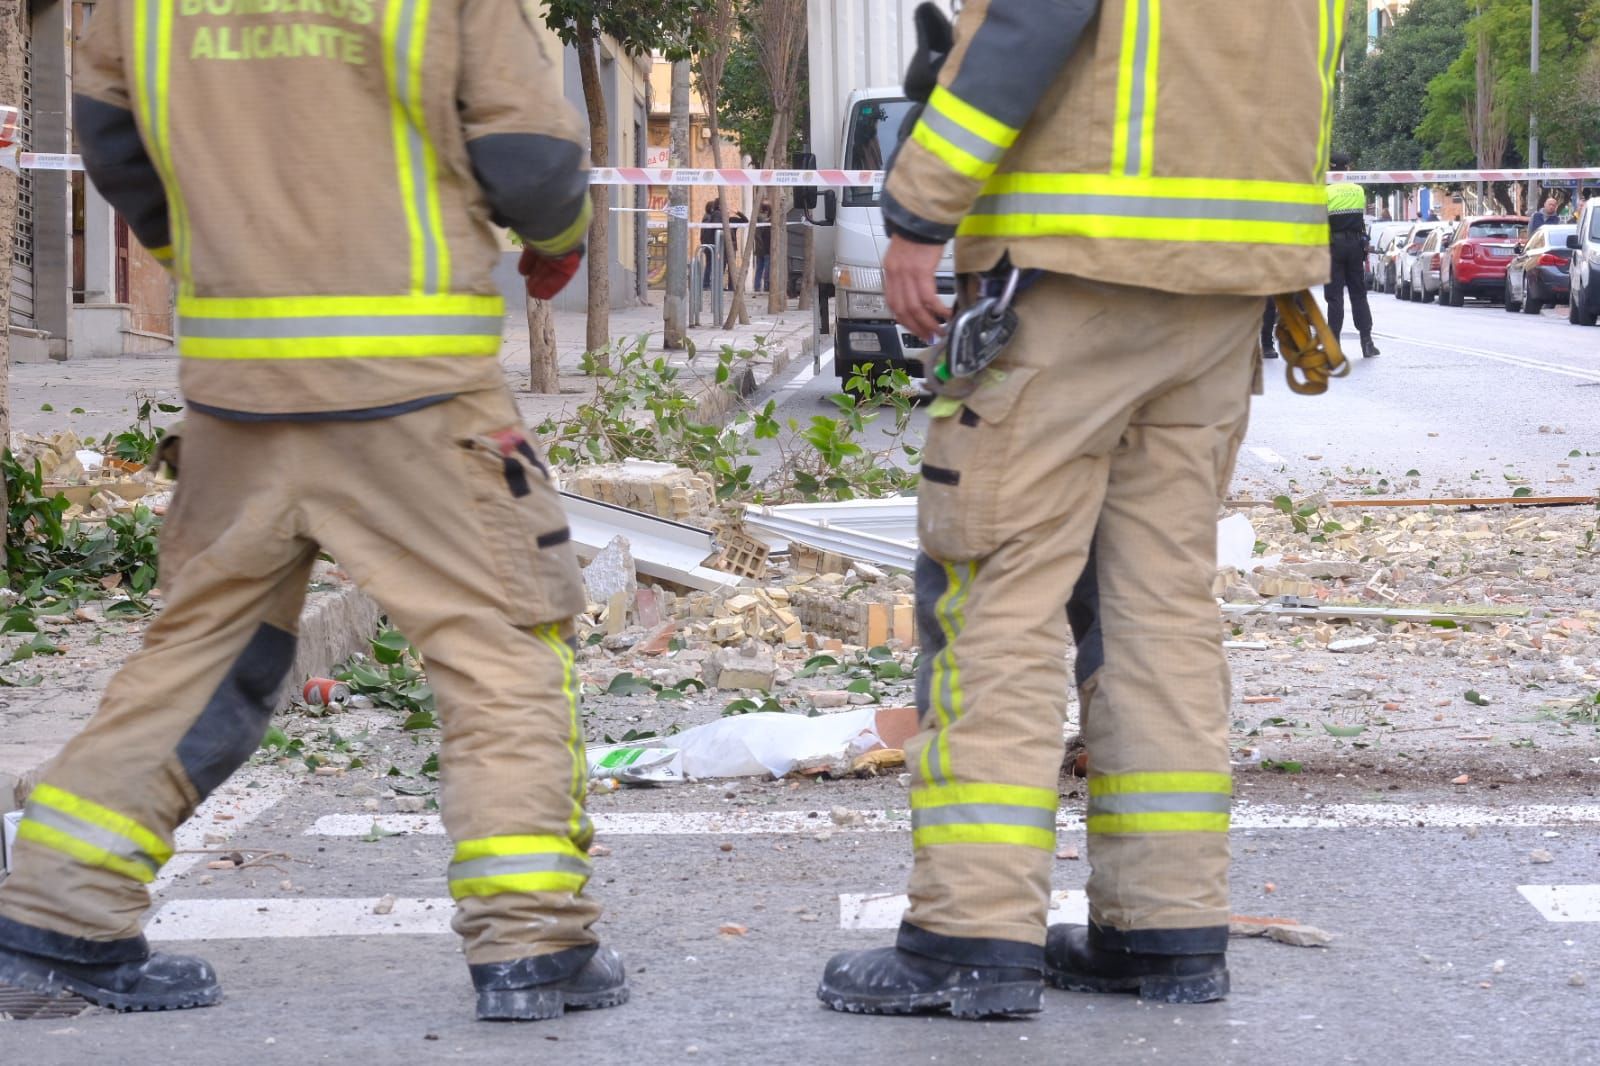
(0, 984, 92, 1021)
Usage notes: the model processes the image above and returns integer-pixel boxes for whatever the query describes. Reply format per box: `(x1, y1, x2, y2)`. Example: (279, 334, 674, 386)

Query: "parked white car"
(1407, 227, 1448, 302)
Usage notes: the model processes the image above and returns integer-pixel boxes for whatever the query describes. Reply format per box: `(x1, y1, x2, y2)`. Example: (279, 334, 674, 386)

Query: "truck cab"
(815, 89, 956, 385)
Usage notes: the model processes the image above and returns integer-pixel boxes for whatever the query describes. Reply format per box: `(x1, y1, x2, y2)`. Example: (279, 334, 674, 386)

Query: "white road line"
(154, 780, 290, 894)
(146, 898, 453, 941)
(1376, 332, 1600, 382)
(1517, 885, 1600, 923)
(306, 803, 1600, 839)
(840, 891, 1088, 931)
(1249, 446, 1286, 466)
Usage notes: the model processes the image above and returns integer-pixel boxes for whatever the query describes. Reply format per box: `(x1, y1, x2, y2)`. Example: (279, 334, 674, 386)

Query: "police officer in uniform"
(1325, 151, 1380, 357)
(0, 0, 626, 1022)
(816, 0, 1347, 1018)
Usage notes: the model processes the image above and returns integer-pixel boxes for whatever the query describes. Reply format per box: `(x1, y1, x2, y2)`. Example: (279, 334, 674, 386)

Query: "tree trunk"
(575, 20, 610, 367)
(527, 297, 559, 393)
(0, 0, 24, 558)
(663, 60, 690, 350)
(768, 185, 788, 314)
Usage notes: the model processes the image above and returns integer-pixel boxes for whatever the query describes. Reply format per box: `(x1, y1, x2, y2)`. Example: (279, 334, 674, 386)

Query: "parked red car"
(1438, 215, 1529, 306)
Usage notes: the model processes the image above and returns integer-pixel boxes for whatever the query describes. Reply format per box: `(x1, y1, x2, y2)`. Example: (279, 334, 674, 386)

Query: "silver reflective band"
(392, 0, 444, 293)
(448, 853, 592, 883)
(23, 802, 162, 877)
(179, 315, 505, 339)
(969, 193, 1328, 226)
(921, 105, 1008, 166)
(912, 803, 1058, 831)
(1122, 0, 1154, 175)
(1087, 792, 1233, 817)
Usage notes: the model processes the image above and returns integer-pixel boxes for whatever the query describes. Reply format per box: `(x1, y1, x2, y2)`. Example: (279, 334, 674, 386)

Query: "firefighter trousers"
(0, 388, 600, 968)
(900, 274, 1255, 966)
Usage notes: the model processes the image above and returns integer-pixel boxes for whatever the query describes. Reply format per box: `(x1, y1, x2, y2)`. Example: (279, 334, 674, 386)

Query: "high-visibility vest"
(886, 0, 1348, 297)
(76, 0, 589, 414)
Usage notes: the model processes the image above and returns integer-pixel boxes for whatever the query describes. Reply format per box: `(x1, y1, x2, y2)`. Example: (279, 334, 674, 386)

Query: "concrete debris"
(373, 895, 396, 915)
(703, 642, 778, 691)
(1327, 636, 1377, 653)
(391, 795, 427, 813)
(1530, 849, 1555, 864)
(582, 535, 638, 606)
(1229, 916, 1334, 947)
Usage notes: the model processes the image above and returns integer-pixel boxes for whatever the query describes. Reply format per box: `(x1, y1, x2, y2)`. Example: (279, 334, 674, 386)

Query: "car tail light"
(1539, 252, 1567, 267)
(1457, 243, 1476, 260)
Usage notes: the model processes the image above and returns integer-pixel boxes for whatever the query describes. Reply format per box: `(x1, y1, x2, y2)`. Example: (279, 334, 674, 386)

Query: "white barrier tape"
(1337, 168, 1600, 184)
(15, 143, 1590, 189)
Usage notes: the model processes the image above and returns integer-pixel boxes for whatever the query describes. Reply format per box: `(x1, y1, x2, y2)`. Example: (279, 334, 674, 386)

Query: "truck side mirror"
(1568, 234, 1583, 250)
(792, 151, 818, 211)
(819, 189, 838, 227)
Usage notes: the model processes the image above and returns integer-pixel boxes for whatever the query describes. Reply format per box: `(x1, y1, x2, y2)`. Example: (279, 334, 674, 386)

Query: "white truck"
(800, 0, 956, 385)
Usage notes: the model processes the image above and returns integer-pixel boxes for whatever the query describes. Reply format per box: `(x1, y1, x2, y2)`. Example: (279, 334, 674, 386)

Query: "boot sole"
(817, 979, 1042, 1020)
(1046, 965, 1229, 1005)
(477, 983, 630, 1022)
(0, 952, 222, 1013)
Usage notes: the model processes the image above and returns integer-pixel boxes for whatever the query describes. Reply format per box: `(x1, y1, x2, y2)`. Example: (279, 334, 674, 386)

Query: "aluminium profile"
(743, 504, 918, 571)
(560, 492, 744, 592)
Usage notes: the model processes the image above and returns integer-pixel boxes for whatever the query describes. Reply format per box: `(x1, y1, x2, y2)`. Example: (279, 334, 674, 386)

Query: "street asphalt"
(5, 289, 1600, 1063)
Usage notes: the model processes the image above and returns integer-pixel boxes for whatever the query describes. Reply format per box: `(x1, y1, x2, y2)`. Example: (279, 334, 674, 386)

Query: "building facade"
(1367, 0, 1412, 50)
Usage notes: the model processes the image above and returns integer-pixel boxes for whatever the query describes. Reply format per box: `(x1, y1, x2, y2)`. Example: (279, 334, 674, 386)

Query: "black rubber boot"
(817, 945, 1043, 1019)
(1045, 924, 1228, 1004)
(471, 944, 628, 1021)
(1261, 346, 1280, 359)
(1360, 333, 1380, 358)
(0, 943, 221, 1013)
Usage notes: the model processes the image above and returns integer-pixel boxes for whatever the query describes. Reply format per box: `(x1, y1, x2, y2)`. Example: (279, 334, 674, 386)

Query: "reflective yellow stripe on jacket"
(16, 784, 173, 884)
(177, 293, 505, 360)
(911, 782, 1058, 851)
(956, 173, 1329, 247)
(910, 86, 1021, 184)
(1085, 772, 1231, 835)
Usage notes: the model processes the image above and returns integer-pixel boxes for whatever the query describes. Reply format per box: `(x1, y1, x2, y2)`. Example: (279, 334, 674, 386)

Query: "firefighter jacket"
(74, 0, 590, 415)
(883, 0, 1347, 297)
(1326, 180, 1368, 236)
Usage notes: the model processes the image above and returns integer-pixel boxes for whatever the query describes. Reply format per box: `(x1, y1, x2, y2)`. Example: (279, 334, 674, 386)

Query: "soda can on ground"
(303, 677, 351, 707)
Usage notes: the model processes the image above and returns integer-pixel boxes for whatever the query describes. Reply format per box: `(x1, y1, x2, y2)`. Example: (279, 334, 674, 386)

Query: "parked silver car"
(1393, 221, 1442, 301)
(1407, 227, 1448, 302)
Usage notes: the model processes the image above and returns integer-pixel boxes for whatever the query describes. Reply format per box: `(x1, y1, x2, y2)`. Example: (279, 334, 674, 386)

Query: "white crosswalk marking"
(839, 891, 1088, 931)
(147, 898, 453, 940)
(304, 803, 1600, 839)
(1517, 885, 1600, 923)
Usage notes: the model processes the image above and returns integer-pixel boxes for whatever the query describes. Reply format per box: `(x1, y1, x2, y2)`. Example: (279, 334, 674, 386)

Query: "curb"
(3, 582, 382, 811)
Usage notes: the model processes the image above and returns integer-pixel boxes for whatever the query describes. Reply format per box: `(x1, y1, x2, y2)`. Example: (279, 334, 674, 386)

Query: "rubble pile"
(9, 430, 172, 519)
(562, 460, 719, 524)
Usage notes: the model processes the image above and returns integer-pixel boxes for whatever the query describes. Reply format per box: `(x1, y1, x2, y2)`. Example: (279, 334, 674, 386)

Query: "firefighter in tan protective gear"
(0, 0, 625, 1023)
(817, 0, 1347, 1018)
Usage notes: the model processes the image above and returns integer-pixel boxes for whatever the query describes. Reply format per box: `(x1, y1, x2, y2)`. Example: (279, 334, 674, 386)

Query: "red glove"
(519, 247, 583, 301)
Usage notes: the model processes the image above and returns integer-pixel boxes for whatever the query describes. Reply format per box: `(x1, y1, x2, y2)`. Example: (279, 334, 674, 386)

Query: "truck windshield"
(844, 97, 916, 206)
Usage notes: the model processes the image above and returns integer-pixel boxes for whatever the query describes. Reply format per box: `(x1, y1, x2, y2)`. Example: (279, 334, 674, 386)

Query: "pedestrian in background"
(1529, 197, 1558, 236)
(0, 0, 626, 1023)
(753, 202, 773, 293)
(1325, 152, 1379, 358)
(700, 200, 721, 290)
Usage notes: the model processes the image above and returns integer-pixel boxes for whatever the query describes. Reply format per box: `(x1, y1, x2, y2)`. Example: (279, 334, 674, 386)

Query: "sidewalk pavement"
(1, 295, 818, 810)
(6, 294, 819, 442)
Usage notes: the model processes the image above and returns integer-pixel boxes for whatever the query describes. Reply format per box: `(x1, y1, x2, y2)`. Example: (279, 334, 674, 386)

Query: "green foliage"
(334, 627, 437, 728)
(541, 0, 704, 60)
(536, 337, 921, 504)
(2, 449, 163, 614)
(100, 396, 181, 465)
(1334, 0, 1469, 169)
(718, 18, 809, 162)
